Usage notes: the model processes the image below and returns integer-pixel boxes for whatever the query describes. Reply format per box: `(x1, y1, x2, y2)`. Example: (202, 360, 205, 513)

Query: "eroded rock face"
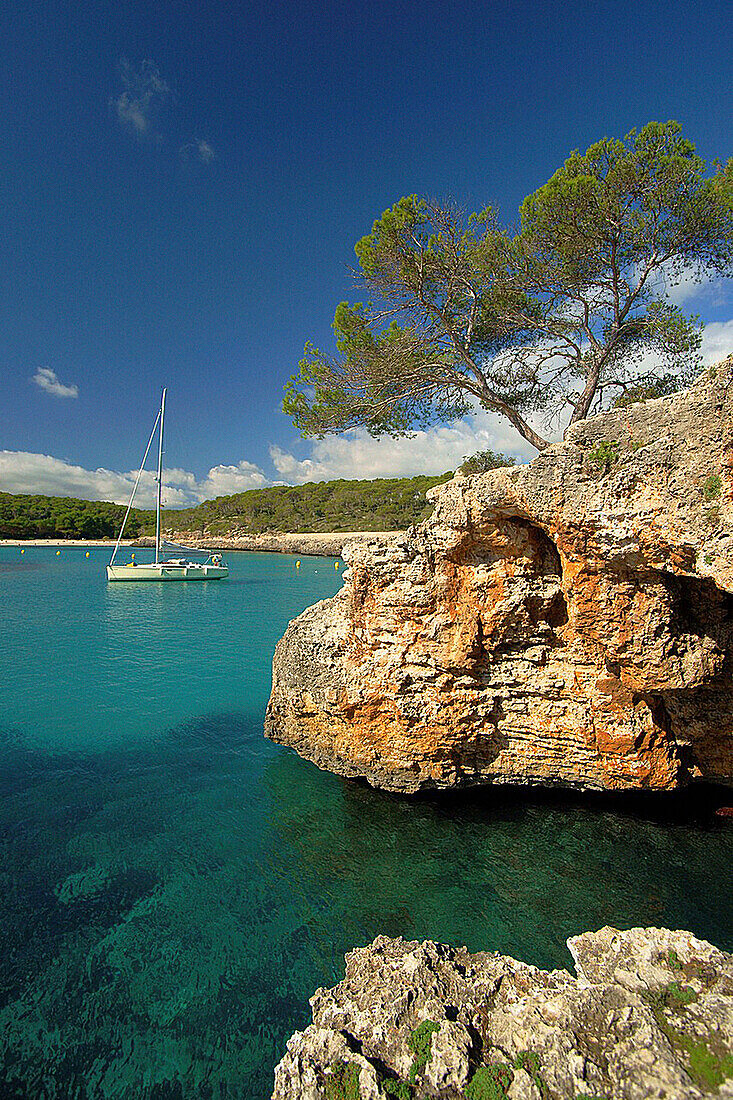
(265, 359, 733, 793)
(272, 927, 733, 1100)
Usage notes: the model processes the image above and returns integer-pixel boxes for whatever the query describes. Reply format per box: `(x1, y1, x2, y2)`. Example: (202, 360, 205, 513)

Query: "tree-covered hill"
(0, 493, 154, 539)
(169, 474, 452, 535)
(0, 473, 454, 539)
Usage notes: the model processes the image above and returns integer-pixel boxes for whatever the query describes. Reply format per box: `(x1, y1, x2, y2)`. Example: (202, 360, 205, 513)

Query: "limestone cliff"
(265, 358, 733, 793)
(272, 927, 733, 1099)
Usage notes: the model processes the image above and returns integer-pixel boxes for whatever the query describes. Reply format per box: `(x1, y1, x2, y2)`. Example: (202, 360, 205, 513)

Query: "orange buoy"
(20, 548, 25, 554)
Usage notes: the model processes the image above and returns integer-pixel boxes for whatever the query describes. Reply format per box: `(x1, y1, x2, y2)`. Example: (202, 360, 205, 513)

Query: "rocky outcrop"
(272, 927, 733, 1100)
(265, 358, 733, 793)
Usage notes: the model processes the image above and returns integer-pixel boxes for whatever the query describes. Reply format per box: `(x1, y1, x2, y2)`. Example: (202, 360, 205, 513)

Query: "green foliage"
(659, 981, 698, 1010)
(668, 948, 683, 971)
(518, 122, 730, 285)
(407, 1020, 440, 1083)
(588, 440, 620, 471)
(0, 492, 154, 540)
(645, 985, 733, 1093)
(702, 474, 722, 500)
(382, 1077, 412, 1099)
(464, 1063, 514, 1100)
(322, 1060, 362, 1100)
(613, 376, 687, 407)
(514, 1051, 541, 1074)
(514, 1051, 550, 1098)
(283, 193, 531, 441)
(1, 475, 452, 542)
(284, 122, 733, 454)
(459, 450, 514, 475)
(169, 474, 452, 536)
(686, 1040, 733, 1090)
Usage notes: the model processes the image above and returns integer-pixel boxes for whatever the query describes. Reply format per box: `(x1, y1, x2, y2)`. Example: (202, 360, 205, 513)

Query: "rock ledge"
(272, 926, 733, 1099)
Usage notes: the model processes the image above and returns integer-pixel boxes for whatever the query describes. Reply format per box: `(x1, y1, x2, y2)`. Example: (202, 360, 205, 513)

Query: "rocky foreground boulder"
(266, 358, 733, 793)
(272, 927, 733, 1100)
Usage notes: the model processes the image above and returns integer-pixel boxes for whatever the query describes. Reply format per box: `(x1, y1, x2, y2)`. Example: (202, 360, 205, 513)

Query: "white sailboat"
(107, 389, 228, 582)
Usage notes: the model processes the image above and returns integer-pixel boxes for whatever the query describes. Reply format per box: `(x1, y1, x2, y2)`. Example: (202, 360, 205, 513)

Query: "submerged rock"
(265, 358, 733, 793)
(272, 926, 733, 1100)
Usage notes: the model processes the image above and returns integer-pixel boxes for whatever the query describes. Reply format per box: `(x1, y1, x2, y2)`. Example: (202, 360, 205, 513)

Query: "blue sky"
(1, 0, 732, 506)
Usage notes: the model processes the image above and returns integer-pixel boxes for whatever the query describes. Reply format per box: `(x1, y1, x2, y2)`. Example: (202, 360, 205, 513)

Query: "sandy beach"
(0, 539, 137, 547)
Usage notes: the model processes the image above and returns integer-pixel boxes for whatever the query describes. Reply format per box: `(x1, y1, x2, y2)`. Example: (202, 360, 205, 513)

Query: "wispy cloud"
(32, 368, 79, 399)
(111, 59, 171, 139)
(110, 60, 220, 166)
(180, 138, 216, 164)
(0, 453, 270, 508)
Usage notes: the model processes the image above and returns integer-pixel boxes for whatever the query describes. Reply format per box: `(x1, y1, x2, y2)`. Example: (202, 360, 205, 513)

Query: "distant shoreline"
(136, 531, 402, 557)
(0, 532, 402, 557)
(0, 539, 136, 547)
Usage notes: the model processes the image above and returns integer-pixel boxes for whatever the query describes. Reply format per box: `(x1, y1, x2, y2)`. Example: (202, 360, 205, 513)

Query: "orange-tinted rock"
(265, 359, 733, 793)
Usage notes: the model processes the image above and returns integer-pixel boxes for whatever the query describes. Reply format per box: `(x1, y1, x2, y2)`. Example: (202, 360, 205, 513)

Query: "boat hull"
(107, 563, 228, 582)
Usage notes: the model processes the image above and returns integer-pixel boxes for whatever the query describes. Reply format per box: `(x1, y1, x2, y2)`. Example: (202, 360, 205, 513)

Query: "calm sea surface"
(0, 545, 731, 1098)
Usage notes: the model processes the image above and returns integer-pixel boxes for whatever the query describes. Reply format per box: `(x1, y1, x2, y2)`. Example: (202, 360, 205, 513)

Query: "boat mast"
(108, 403, 162, 568)
(155, 388, 167, 565)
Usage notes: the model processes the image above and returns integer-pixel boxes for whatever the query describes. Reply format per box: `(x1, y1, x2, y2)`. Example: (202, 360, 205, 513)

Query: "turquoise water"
(0, 546, 731, 1099)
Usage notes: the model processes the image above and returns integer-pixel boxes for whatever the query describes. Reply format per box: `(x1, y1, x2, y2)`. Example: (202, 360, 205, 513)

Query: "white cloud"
(270, 409, 538, 485)
(0, 453, 271, 508)
(32, 368, 78, 399)
(111, 59, 171, 139)
(701, 319, 733, 363)
(199, 461, 270, 497)
(0, 408, 538, 509)
(181, 138, 216, 163)
(656, 262, 732, 309)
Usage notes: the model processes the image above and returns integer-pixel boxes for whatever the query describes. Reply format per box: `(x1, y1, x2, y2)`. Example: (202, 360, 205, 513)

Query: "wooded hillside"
(169, 474, 451, 535)
(0, 493, 154, 539)
(0, 474, 453, 539)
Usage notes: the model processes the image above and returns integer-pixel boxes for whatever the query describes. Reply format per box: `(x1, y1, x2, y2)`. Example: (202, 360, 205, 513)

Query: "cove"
(0, 546, 731, 1099)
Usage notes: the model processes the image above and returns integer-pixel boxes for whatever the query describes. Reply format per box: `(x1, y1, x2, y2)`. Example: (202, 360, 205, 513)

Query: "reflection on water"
(0, 549, 731, 1098)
